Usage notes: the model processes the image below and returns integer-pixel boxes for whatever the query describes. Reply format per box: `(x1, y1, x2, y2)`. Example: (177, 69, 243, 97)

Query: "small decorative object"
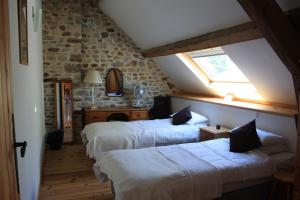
(224, 93, 234, 102)
(132, 84, 145, 108)
(216, 124, 221, 130)
(105, 68, 124, 97)
(83, 70, 102, 109)
(17, 0, 28, 65)
(32, 6, 42, 32)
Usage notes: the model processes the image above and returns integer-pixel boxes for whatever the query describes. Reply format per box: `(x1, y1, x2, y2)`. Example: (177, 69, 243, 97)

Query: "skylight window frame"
(176, 51, 263, 101)
(186, 48, 250, 84)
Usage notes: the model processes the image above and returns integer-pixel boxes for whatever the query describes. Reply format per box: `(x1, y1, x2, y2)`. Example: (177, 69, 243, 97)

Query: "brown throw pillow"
(172, 106, 192, 125)
(229, 120, 262, 153)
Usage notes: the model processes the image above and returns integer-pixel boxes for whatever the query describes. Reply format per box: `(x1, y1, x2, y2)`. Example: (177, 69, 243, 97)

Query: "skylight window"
(177, 47, 263, 101)
(187, 47, 248, 83)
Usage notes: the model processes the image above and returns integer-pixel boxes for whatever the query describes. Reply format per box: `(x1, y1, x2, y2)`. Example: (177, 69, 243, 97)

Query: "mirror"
(105, 68, 124, 97)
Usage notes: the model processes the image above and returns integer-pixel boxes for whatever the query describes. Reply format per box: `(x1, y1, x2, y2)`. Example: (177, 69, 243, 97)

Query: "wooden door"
(0, 0, 19, 199)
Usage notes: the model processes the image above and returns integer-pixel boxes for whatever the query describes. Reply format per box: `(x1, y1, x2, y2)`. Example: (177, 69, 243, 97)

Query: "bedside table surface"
(200, 126, 229, 134)
(273, 171, 294, 184)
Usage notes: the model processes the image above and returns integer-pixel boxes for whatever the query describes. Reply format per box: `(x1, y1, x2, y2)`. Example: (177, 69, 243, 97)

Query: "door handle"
(14, 141, 27, 158)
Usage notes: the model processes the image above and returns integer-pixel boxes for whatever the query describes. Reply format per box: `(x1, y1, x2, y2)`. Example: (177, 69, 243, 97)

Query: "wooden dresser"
(83, 107, 149, 126)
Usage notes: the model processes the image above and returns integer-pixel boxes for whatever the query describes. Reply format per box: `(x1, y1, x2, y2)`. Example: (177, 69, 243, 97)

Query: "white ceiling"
(99, 0, 300, 105)
(99, 0, 300, 50)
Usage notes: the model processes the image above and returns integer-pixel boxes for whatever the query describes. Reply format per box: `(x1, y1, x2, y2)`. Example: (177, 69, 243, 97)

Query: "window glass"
(187, 47, 248, 82)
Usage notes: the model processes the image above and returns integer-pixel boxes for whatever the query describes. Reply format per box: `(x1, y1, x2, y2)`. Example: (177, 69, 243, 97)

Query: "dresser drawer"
(83, 108, 149, 126)
(85, 112, 107, 124)
(131, 110, 148, 120)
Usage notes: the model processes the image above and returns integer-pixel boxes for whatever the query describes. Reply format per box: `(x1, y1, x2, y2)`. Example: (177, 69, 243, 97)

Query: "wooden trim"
(83, 107, 148, 112)
(142, 8, 300, 58)
(142, 22, 262, 57)
(171, 93, 298, 118)
(0, 0, 19, 199)
(177, 53, 211, 85)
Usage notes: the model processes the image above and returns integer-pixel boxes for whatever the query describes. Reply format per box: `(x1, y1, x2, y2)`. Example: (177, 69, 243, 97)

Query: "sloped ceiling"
(99, 0, 300, 105)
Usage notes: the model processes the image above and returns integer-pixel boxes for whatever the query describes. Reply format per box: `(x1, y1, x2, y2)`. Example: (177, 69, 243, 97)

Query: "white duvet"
(81, 118, 206, 158)
(94, 139, 289, 200)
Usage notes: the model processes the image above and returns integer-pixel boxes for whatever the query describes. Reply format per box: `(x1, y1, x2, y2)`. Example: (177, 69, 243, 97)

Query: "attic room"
(1, 0, 300, 200)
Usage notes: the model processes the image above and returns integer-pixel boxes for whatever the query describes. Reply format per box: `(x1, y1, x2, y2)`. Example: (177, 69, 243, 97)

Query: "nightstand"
(200, 126, 230, 141)
(269, 170, 294, 200)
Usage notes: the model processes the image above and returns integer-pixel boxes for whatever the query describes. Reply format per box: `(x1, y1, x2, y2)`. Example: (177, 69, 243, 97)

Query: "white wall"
(223, 39, 296, 105)
(172, 97, 298, 153)
(9, 0, 45, 199)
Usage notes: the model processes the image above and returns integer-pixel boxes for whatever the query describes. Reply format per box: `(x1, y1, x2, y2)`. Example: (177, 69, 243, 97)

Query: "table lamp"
(83, 70, 102, 109)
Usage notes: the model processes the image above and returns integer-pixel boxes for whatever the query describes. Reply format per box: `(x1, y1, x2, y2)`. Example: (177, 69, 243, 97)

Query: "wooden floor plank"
(39, 145, 113, 200)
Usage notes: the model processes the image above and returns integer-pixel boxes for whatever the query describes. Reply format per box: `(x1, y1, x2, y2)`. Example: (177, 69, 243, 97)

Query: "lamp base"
(89, 106, 98, 110)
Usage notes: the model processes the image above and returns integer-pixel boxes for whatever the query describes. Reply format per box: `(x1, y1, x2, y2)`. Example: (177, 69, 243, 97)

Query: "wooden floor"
(39, 145, 113, 200)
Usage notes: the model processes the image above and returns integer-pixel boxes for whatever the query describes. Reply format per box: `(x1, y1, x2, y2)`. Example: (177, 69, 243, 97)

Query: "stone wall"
(43, 0, 179, 142)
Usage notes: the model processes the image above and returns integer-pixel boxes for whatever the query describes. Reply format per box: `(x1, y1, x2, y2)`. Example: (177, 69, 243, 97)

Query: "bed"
(94, 138, 293, 200)
(81, 117, 207, 158)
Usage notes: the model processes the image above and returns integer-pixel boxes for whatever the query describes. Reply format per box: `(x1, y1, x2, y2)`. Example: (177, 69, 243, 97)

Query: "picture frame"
(17, 0, 28, 65)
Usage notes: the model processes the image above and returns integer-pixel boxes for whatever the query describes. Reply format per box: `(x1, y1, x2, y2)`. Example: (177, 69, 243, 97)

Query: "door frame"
(0, 0, 19, 199)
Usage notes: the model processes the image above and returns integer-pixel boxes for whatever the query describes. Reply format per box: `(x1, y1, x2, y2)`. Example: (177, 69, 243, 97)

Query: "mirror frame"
(105, 68, 124, 97)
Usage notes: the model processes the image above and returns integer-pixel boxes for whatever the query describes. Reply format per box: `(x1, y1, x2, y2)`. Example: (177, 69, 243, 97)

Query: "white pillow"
(186, 112, 208, 125)
(259, 144, 289, 155)
(256, 129, 285, 146)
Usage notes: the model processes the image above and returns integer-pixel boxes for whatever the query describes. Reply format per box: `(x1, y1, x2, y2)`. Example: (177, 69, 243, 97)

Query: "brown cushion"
(172, 106, 192, 125)
(229, 120, 262, 153)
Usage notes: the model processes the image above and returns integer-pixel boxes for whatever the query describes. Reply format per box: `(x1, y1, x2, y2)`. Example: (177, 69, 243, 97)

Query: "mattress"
(81, 118, 207, 158)
(222, 152, 293, 192)
(94, 139, 293, 200)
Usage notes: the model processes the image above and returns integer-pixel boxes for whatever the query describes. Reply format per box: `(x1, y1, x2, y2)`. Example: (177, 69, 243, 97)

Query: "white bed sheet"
(81, 118, 206, 158)
(94, 138, 293, 200)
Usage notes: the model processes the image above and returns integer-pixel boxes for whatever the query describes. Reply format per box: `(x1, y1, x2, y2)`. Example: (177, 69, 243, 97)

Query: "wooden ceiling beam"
(142, 7, 300, 58)
(142, 22, 262, 57)
(236, 1, 300, 199)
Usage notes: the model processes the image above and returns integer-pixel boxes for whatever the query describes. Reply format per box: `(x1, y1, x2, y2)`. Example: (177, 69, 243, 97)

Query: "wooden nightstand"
(200, 126, 230, 141)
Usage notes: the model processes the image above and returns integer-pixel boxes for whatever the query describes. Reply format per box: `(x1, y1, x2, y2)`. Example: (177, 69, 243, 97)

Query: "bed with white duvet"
(94, 138, 293, 200)
(81, 117, 207, 158)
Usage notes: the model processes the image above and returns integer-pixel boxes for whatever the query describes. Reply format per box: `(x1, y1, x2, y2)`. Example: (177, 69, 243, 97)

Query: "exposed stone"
(48, 48, 59, 52)
(167, 82, 175, 89)
(70, 54, 82, 62)
(42, 0, 180, 142)
(67, 38, 82, 43)
(101, 32, 108, 38)
(59, 25, 66, 31)
(107, 28, 115, 32)
(112, 61, 123, 68)
(62, 32, 71, 36)
(64, 64, 81, 73)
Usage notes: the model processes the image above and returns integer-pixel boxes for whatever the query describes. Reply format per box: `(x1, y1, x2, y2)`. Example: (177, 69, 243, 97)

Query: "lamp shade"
(83, 70, 102, 84)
